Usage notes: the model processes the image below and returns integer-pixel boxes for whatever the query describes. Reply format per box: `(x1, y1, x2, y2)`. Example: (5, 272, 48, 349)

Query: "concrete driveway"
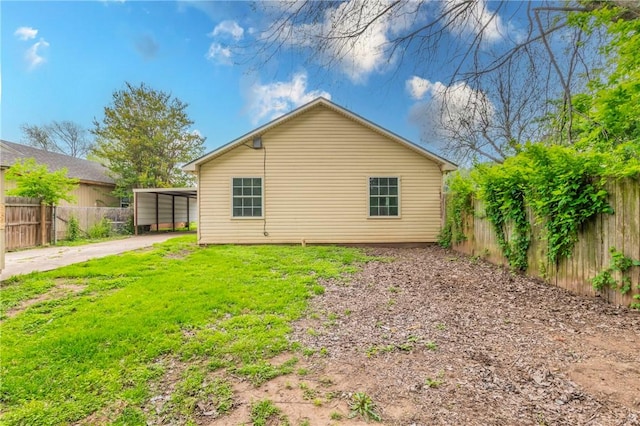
(0, 233, 190, 281)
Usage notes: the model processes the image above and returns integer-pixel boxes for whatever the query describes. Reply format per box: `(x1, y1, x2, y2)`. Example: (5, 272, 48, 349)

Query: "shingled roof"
(0, 140, 115, 185)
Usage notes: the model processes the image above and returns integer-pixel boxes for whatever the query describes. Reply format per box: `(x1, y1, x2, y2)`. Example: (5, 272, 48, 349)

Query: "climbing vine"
(438, 171, 473, 249)
(524, 145, 613, 265)
(450, 144, 619, 271)
(592, 247, 640, 309)
(476, 161, 530, 271)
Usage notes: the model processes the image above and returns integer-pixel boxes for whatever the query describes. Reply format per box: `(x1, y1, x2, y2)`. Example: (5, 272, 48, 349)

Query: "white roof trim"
(183, 97, 457, 172)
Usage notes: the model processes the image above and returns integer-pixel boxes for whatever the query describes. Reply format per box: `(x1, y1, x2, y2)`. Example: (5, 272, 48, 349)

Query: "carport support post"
(186, 197, 190, 231)
(155, 193, 159, 232)
(172, 195, 175, 231)
(134, 191, 138, 235)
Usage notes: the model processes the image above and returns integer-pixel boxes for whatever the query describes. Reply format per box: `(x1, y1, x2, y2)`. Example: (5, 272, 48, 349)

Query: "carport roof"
(132, 188, 197, 198)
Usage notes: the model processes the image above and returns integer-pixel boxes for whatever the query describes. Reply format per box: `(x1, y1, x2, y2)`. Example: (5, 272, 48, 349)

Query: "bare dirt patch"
(147, 246, 639, 425)
(5, 281, 86, 319)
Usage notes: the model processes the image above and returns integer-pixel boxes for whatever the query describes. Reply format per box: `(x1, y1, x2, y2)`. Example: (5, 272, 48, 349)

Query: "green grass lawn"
(0, 235, 368, 425)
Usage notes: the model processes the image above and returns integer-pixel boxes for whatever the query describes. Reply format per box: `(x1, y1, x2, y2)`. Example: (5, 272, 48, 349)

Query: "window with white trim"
(232, 177, 262, 217)
(369, 177, 399, 217)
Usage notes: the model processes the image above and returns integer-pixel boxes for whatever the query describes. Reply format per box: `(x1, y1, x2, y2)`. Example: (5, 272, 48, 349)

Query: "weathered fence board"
(451, 178, 640, 307)
(55, 207, 132, 240)
(4, 197, 52, 250)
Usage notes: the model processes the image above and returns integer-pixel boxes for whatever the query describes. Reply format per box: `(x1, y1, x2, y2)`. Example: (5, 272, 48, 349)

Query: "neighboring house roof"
(0, 140, 115, 185)
(183, 97, 457, 172)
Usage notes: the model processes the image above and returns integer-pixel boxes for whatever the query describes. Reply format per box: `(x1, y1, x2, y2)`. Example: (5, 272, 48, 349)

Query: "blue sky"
(1, 0, 527, 157)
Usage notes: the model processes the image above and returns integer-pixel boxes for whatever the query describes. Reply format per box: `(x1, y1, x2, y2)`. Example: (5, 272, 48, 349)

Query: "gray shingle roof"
(0, 140, 115, 185)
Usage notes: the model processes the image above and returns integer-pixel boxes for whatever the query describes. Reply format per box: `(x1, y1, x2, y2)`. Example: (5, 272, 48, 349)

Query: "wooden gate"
(4, 197, 52, 250)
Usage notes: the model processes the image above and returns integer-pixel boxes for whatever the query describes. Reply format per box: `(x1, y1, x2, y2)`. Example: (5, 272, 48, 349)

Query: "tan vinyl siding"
(198, 105, 443, 244)
(1, 171, 118, 207)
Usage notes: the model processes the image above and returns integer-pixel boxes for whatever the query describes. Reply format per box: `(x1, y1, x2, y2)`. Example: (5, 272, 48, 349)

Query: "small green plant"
(425, 377, 444, 388)
(307, 328, 319, 337)
(349, 392, 381, 422)
(312, 285, 325, 295)
(301, 347, 316, 357)
(435, 323, 447, 331)
(87, 217, 112, 239)
(299, 382, 317, 400)
(250, 399, 287, 426)
(318, 377, 334, 387)
(591, 247, 640, 308)
(425, 370, 445, 388)
(66, 215, 81, 241)
(232, 358, 297, 386)
(424, 340, 438, 351)
(330, 411, 344, 420)
(319, 347, 328, 357)
(397, 343, 413, 352)
(297, 368, 309, 376)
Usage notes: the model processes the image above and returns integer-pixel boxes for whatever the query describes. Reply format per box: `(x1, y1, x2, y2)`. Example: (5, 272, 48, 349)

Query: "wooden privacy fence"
(3, 198, 133, 250)
(450, 178, 640, 307)
(55, 207, 132, 240)
(4, 197, 52, 250)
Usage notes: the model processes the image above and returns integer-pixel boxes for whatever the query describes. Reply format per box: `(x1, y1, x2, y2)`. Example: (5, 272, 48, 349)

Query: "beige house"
(1, 140, 119, 207)
(184, 97, 456, 244)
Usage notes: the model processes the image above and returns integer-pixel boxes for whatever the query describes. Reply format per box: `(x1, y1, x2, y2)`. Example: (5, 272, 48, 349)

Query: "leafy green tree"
(5, 158, 79, 205)
(91, 82, 205, 198)
(560, 5, 640, 154)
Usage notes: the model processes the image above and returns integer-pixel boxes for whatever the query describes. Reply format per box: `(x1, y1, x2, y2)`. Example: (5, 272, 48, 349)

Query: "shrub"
(87, 217, 112, 239)
(66, 216, 81, 241)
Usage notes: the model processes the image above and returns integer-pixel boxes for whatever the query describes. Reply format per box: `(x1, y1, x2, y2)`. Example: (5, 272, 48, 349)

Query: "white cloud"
(407, 77, 493, 146)
(14, 26, 38, 41)
(205, 42, 232, 65)
(25, 39, 50, 70)
(406, 76, 447, 101)
(443, 0, 515, 45)
(246, 72, 331, 124)
(210, 20, 244, 40)
(271, 0, 422, 84)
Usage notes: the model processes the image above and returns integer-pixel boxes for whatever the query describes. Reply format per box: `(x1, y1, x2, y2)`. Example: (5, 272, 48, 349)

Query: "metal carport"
(133, 188, 197, 234)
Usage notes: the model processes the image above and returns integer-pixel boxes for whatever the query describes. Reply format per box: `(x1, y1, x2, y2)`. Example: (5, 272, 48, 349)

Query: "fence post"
(40, 202, 47, 246)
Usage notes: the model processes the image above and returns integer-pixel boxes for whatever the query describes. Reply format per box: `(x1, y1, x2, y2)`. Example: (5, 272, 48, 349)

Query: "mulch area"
(290, 246, 640, 425)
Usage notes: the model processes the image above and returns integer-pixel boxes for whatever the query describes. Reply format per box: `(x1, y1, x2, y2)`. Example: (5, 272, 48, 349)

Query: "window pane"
(379, 178, 388, 186)
(379, 186, 388, 196)
(233, 187, 242, 196)
(389, 186, 398, 196)
(254, 207, 262, 216)
(389, 178, 398, 186)
(232, 178, 241, 187)
(389, 206, 398, 216)
(370, 177, 378, 186)
(233, 207, 242, 216)
(380, 206, 389, 216)
(389, 197, 398, 207)
(370, 207, 378, 216)
(254, 187, 262, 196)
(252, 178, 261, 187)
(370, 187, 378, 195)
